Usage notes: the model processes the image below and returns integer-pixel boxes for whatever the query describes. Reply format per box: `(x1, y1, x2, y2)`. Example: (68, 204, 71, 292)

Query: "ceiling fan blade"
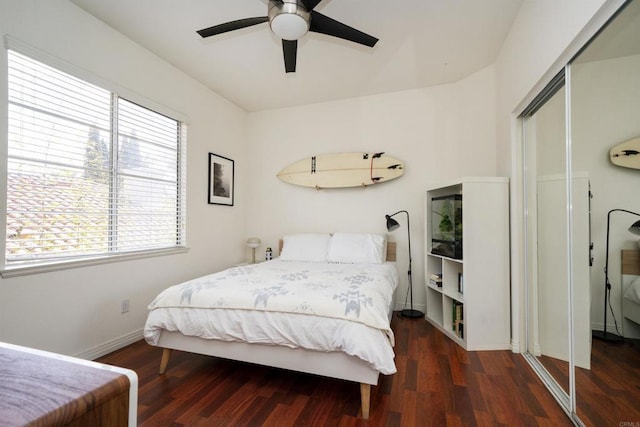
(197, 17, 269, 38)
(301, 0, 322, 10)
(309, 12, 378, 47)
(282, 39, 298, 73)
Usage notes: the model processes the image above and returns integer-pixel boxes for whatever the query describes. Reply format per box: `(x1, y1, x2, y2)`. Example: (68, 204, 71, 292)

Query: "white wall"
(245, 65, 498, 312)
(495, 0, 612, 169)
(0, 0, 248, 357)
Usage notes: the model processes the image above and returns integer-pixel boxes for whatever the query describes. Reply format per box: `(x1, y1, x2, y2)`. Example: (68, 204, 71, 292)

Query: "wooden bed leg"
(159, 348, 172, 375)
(360, 383, 371, 419)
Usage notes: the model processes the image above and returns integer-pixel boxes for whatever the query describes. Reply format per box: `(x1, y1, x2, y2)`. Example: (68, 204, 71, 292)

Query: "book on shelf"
(457, 273, 464, 294)
(456, 321, 464, 339)
(429, 273, 443, 288)
(452, 301, 464, 338)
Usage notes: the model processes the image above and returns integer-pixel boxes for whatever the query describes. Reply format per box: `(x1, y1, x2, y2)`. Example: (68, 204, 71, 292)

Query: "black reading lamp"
(386, 210, 424, 319)
(592, 209, 640, 342)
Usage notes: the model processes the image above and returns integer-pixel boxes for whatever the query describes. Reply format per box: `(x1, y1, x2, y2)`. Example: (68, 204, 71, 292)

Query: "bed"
(143, 233, 398, 419)
(622, 250, 640, 338)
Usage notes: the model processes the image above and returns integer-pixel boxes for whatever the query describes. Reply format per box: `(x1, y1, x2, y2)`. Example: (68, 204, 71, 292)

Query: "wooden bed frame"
(622, 250, 640, 331)
(155, 241, 397, 419)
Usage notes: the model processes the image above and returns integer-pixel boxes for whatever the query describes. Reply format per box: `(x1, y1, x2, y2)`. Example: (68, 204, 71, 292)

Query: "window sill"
(0, 247, 190, 278)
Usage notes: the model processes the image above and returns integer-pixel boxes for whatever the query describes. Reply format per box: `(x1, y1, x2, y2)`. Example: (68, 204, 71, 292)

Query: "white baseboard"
(75, 328, 144, 361)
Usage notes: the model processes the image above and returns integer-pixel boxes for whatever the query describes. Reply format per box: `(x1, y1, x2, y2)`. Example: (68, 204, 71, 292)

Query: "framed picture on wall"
(208, 153, 234, 206)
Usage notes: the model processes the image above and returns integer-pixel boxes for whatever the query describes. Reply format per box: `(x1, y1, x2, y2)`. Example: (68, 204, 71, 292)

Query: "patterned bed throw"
(148, 259, 398, 332)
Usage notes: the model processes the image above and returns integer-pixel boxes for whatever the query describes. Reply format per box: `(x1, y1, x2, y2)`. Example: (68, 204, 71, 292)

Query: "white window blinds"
(6, 49, 185, 266)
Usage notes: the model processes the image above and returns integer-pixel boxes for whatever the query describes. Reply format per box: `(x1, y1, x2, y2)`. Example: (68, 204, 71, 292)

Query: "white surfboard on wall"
(610, 137, 640, 170)
(276, 152, 404, 189)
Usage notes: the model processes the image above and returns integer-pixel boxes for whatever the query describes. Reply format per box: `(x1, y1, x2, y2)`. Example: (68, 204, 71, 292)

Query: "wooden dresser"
(0, 342, 137, 426)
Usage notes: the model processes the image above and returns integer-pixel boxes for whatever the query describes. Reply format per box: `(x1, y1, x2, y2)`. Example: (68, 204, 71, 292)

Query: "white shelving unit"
(425, 177, 510, 350)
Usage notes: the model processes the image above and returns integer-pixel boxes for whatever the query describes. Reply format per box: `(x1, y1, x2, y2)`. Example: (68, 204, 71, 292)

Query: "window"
(5, 49, 186, 270)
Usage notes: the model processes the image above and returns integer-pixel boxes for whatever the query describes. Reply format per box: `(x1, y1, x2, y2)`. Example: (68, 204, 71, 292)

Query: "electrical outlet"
(121, 299, 130, 314)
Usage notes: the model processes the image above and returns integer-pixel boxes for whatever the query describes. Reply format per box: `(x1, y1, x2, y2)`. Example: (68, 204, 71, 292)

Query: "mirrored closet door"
(571, 0, 640, 423)
(522, 81, 572, 402)
(521, 1, 640, 424)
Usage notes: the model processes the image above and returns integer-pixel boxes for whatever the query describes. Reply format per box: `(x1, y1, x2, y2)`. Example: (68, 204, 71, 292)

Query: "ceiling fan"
(196, 0, 379, 73)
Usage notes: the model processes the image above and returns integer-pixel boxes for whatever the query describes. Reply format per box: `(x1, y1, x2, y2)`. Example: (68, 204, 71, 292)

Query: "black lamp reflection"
(593, 210, 640, 342)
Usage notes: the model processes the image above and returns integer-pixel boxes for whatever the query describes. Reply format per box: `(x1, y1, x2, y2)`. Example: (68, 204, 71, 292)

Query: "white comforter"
(144, 259, 398, 374)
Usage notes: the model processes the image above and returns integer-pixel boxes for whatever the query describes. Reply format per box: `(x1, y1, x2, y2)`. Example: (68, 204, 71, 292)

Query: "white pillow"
(279, 233, 331, 262)
(624, 276, 640, 305)
(328, 233, 387, 264)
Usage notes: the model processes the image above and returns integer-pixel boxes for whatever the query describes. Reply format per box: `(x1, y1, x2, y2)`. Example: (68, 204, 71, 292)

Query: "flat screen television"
(431, 194, 462, 259)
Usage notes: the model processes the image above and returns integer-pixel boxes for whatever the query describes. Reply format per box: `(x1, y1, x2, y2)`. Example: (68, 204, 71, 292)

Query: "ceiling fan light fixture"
(268, 0, 310, 41)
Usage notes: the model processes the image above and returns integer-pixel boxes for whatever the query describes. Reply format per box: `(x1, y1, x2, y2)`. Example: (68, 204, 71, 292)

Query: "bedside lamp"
(247, 238, 261, 264)
(385, 210, 424, 319)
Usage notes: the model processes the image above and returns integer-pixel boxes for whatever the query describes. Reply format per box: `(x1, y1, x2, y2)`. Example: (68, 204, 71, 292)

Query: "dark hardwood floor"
(539, 337, 640, 426)
(578, 337, 640, 424)
(98, 314, 572, 426)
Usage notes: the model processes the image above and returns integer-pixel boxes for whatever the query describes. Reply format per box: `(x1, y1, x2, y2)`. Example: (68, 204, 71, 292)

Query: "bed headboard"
(385, 242, 397, 262)
(277, 240, 397, 262)
(622, 250, 640, 275)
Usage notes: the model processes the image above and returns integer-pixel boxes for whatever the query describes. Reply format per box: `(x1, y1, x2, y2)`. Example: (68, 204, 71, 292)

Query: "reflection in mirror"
(571, 0, 640, 423)
(520, 1, 640, 423)
(523, 83, 571, 399)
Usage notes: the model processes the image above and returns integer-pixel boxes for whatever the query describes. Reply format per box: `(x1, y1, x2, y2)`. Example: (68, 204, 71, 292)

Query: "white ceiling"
(70, 0, 523, 112)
